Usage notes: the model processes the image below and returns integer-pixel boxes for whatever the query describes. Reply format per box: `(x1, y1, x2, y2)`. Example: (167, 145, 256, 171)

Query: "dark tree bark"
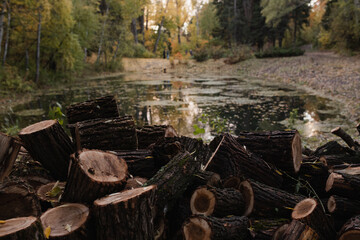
(193, 171, 221, 188)
(298, 160, 329, 197)
(327, 195, 360, 219)
(279, 220, 319, 240)
(19, 120, 73, 180)
(312, 141, 351, 157)
(331, 127, 359, 150)
(131, 18, 138, 44)
(205, 134, 283, 188)
(338, 215, 360, 240)
(249, 218, 290, 240)
(40, 203, 90, 240)
(137, 125, 177, 149)
(320, 154, 360, 167)
(0, 132, 21, 182)
(0, 216, 45, 240)
(61, 150, 127, 204)
(183, 215, 251, 240)
(326, 172, 360, 199)
(93, 185, 156, 240)
(236, 130, 302, 174)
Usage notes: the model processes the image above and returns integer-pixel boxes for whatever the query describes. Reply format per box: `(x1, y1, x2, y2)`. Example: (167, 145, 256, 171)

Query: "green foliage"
(0, 67, 34, 93)
(193, 48, 209, 62)
(255, 48, 304, 58)
(193, 113, 228, 137)
(132, 44, 156, 58)
(48, 102, 65, 125)
(1, 108, 20, 136)
(225, 45, 253, 64)
(288, 108, 299, 128)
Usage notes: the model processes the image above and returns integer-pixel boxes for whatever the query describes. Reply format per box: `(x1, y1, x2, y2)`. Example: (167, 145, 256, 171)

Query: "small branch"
(331, 127, 358, 150)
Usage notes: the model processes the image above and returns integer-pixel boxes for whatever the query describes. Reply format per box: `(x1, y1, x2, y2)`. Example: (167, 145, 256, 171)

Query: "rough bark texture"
(236, 130, 302, 173)
(281, 220, 319, 240)
(331, 127, 359, 150)
(40, 203, 90, 240)
(292, 198, 335, 240)
(193, 171, 221, 188)
(312, 141, 351, 157)
(61, 150, 127, 204)
(338, 215, 360, 240)
(93, 185, 156, 240)
(145, 151, 201, 211)
(137, 125, 177, 149)
(36, 182, 65, 211)
(75, 116, 137, 151)
(112, 149, 156, 178)
(19, 120, 73, 180)
(206, 134, 283, 188)
(327, 195, 360, 219)
(326, 172, 360, 199)
(242, 179, 305, 218)
(0, 216, 45, 240)
(249, 218, 290, 240)
(66, 95, 119, 124)
(0, 132, 21, 182)
(298, 160, 329, 197)
(183, 215, 251, 240)
(320, 154, 360, 167)
(0, 177, 41, 219)
(190, 186, 246, 217)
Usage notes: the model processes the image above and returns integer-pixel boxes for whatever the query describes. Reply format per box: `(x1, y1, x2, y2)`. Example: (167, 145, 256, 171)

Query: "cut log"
(145, 151, 201, 211)
(0, 177, 41, 219)
(36, 182, 65, 211)
(61, 150, 127, 203)
(124, 176, 147, 190)
(193, 171, 221, 188)
(40, 203, 90, 240)
(240, 180, 305, 218)
(183, 215, 251, 240)
(333, 166, 360, 175)
(338, 215, 360, 240)
(236, 130, 302, 173)
(137, 125, 177, 149)
(278, 220, 319, 240)
(222, 176, 241, 189)
(312, 141, 352, 157)
(151, 137, 182, 167)
(190, 186, 246, 217)
(249, 218, 290, 240)
(292, 198, 335, 240)
(331, 127, 359, 150)
(325, 172, 360, 199)
(327, 195, 360, 219)
(66, 95, 119, 124)
(178, 136, 212, 165)
(112, 149, 156, 178)
(320, 154, 360, 167)
(19, 120, 73, 180)
(298, 160, 329, 197)
(74, 116, 137, 151)
(205, 134, 283, 188)
(0, 132, 21, 182)
(0, 216, 44, 240)
(93, 185, 156, 240)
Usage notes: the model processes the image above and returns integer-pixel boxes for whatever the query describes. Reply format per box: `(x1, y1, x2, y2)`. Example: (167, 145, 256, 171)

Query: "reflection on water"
(0, 74, 350, 140)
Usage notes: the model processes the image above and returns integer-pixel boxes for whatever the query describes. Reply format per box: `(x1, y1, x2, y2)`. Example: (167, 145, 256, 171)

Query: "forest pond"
(0, 74, 353, 145)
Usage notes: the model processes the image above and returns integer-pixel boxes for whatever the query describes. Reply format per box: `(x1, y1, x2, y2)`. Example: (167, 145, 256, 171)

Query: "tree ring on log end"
(339, 230, 360, 240)
(292, 198, 317, 219)
(94, 185, 156, 206)
(78, 150, 127, 183)
(272, 223, 289, 240)
(292, 132, 302, 173)
(0, 216, 37, 237)
(190, 188, 215, 216)
(40, 203, 89, 237)
(327, 196, 336, 213)
(183, 217, 211, 240)
(223, 176, 241, 189)
(239, 180, 254, 216)
(326, 172, 341, 192)
(19, 120, 57, 135)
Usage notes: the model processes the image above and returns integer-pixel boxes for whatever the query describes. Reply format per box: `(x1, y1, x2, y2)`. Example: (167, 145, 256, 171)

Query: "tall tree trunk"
(196, 7, 199, 37)
(25, 48, 29, 70)
(2, 0, 10, 66)
(111, 38, 120, 62)
(97, 6, 109, 63)
(139, 12, 145, 45)
(354, 0, 359, 25)
(153, 0, 170, 53)
(293, 11, 297, 46)
(84, 47, 87, 62)
(131, 18, 138, 44)
(177, 26, 181, 44)
(145, 7, 149, 30)
(35, 9, 41, 84)
(234, 0, 237, 44)
(0, 0, 5, 58)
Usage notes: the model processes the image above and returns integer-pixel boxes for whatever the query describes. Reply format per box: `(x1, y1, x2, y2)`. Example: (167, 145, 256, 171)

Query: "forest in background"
(0, 0, 359, 92)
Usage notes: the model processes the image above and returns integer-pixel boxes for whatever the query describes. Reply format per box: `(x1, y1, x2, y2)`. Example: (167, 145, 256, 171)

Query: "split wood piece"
(93, 185, 156, 240)
(19, 120, 73, 180)
(298, 161, 329, 197)
(327, 195, 360, 219)
(193, 171, 221, 188)
(112, 149, 156, 178)
(0, 216, 44, 240)
(277, 220, 319, 240)
(0, 132, 21, 182)
(137, 125, 178, 149)
(325, 172, 360, 199)
(61, 150, 127, 203)
(338, 215, 360, 240)
(40, 203, 90, 240)
(146, 151, 201, 211)
(292, 198, 336, 240)
(66, 95, 119, 124)
(183, 215, 251, 240)
(331, 127, 359, 150)
(312, 141, 352, 157)
(236, 130, 302, 174)
(0, 177, 41, 219)
(36, 182, 65, 211)
(205, 134, 283, 188)
(249, 218, 290, 240)
(124, 176, 147, 190)
(320, 154, 360, 167)
(240, 180, 305, 218)
(74, 116, 137, 151)
(190, 186, 246, 217)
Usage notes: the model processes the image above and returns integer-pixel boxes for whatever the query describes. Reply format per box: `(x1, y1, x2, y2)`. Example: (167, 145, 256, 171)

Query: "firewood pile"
(1, 95, 360, 240)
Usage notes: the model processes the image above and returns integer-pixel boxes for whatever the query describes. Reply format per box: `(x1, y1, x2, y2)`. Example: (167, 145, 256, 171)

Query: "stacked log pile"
(0, 95, 360, 239)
